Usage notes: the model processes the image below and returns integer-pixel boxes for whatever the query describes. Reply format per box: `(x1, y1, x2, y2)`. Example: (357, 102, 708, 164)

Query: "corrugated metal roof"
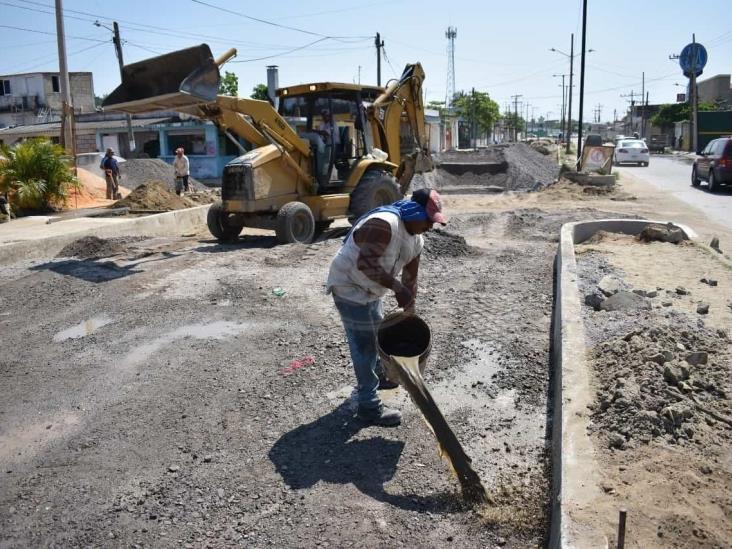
(0, 117, 171, 136)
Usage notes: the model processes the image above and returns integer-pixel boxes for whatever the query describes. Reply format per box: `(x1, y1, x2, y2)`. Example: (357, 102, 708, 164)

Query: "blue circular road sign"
(679, 43, 708, 77)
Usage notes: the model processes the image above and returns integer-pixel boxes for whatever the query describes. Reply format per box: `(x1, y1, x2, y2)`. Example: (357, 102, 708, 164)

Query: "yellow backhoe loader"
(103, 44, 433, 243)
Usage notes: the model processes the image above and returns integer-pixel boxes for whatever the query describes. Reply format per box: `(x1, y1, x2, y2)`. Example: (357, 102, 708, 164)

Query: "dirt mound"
(121, 158, 202, 191)
(113, 180, 192, 211)
(56, 236, 146, 259)
(414, 144, 559, 195)
(423, 228, 475, 257)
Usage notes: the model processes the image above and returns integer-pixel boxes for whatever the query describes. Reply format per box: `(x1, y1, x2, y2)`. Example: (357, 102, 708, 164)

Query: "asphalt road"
(615, 155, 732, 230)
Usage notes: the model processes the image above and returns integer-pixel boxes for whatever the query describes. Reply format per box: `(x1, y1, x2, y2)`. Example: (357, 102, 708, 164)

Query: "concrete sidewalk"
(0, 205, 210, 264)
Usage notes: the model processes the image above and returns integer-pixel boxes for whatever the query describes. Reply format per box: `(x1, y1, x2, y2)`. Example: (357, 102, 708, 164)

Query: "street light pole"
(567, 34, 574, 154)
(577, 0, 588, 162)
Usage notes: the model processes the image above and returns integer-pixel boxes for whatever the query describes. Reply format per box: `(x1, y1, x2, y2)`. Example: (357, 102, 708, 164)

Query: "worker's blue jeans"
(332, 295, 384, 410)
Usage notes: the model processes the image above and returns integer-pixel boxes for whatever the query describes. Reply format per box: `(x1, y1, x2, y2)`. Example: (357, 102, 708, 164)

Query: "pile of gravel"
(423, 229, 475, 258)
(56, 236, 146, 259)
(413, 143, 559, 194)
(587, 321, 730, 451)
(503, 143, 559, 191)
(121, 159, 202, 191)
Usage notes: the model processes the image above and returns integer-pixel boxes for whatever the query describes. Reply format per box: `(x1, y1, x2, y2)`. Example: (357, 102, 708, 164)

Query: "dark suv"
(692, 137, 732, 192)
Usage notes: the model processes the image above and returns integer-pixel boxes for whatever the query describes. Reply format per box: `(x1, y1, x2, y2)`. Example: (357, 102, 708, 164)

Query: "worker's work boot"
(357, 404, 402, 427)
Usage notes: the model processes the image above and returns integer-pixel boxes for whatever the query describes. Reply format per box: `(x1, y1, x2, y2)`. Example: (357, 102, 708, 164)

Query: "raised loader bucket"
(102, 44, 220, 114)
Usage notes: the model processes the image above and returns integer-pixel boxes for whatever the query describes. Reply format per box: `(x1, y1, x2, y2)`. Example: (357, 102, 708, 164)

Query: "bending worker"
(326, 188, 447, 426)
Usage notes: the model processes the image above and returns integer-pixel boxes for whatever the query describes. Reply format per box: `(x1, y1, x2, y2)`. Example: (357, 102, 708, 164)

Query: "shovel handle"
(215, 48, 237, 67)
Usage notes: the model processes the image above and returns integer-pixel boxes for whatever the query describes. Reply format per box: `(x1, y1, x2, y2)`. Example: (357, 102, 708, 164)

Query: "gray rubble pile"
(587, 322, 730, 451)
(121, 159, 202, 191)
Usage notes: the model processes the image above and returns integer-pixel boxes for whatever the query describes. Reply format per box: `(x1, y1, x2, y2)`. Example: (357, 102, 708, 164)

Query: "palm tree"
(0, 138, 81, 213)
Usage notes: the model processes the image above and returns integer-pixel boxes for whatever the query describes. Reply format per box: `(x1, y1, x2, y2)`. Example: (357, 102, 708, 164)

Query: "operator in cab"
(326, 188, 447, 426)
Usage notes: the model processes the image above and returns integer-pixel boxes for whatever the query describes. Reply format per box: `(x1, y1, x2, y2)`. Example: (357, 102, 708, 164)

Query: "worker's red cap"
(411, 188, 447, 225)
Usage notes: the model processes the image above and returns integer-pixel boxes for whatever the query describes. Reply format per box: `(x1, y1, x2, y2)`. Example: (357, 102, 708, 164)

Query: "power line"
(0, 24, 110, 43)
(2, 42, 107, 74)
(230, 37, 330, 63)
(10, 0, 368, 52)
(189, 0, 371, 41)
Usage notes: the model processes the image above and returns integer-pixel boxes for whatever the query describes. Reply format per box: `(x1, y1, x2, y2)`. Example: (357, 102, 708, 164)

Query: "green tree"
(0, 138, 81, 213)
(251, 83, 269, 101)
(651, 101, 716, 127)
(218, 71, 239, 96)
(452, 91, 500, 134)
(94, 93, 108, 108)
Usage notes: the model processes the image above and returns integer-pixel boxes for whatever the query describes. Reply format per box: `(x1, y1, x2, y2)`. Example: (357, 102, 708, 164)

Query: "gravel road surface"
(0, 189, 633, 547)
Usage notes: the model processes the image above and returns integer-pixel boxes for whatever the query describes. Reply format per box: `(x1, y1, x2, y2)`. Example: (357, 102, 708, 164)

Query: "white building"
(0, 71, 95, 128)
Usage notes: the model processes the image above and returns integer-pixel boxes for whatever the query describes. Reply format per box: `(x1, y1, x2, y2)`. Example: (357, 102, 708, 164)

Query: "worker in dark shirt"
(100, 148, 121, 199)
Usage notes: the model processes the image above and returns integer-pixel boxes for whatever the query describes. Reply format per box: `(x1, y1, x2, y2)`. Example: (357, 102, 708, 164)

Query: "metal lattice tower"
(445, 27, 457, 108)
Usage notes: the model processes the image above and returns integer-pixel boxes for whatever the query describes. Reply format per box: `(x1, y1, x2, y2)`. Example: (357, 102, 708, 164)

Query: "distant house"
(0, 71, 95, 128)
(697, 74, 732, 108)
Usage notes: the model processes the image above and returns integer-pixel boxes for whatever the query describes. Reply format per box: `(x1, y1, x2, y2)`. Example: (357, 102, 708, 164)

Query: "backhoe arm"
(370, 63, 433, 191)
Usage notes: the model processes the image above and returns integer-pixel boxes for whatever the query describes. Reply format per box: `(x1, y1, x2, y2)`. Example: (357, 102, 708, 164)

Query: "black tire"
(348, 171, 401, 222)
(207, 201, 243, 241)
(691, 165, 701, 187)
(276, 201, 315, 244)
(709, 170, 720, 193)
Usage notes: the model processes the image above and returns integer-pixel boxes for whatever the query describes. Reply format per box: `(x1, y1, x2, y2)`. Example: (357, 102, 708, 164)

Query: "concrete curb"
(549, 218, 695, 549)
(0, 205, 211, 265)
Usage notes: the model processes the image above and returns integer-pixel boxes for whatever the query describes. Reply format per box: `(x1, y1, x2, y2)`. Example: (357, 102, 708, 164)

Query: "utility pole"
(511, 94, 522, 142)
(55, 0, 74, 154)
(577, 0, 588, 162)
(357, 65, 361, 84)
(471, 87, 476, 149)
(374, 32, 384, 86)
(644, 91, 649, 139)
(640, 71, 645, 139)
(113, 22, 135, 152)
(553, 74, 566, 140)
(690, 33, 699, 153)
(621, 91, 636, 134)
(566, 33, 574, 154)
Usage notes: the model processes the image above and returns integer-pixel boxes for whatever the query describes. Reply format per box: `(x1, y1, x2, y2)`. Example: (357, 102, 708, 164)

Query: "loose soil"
(575, 234, 732, 548)
(56, 236, 148, 259)
(0, 197, 630, 547)
(113, 181, 205, 212)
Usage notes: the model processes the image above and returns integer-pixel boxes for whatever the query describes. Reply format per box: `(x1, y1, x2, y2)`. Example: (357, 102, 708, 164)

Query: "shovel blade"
(103, 44, 220, 114)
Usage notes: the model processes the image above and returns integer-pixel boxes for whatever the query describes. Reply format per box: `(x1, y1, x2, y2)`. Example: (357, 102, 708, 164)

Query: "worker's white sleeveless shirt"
(326, 211, 424, 304)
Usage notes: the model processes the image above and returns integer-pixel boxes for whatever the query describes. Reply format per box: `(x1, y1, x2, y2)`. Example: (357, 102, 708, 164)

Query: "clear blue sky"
(1, 0, 731, 123)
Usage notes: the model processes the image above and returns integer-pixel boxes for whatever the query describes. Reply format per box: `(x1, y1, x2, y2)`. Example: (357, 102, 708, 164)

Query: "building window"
(167, 130, 207, 155)
(0, 80, 11, 96)
(51, 75, 60, 93)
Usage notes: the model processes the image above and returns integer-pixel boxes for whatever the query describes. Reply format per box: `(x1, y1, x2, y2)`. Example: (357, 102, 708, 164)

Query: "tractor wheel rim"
(293, 213, 309, 240)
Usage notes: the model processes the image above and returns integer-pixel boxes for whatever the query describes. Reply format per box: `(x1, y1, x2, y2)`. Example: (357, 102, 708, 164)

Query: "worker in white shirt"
(173, 147, 190, 195)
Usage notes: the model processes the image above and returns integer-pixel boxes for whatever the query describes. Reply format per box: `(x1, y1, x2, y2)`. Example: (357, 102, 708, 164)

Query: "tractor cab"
(277, 83, 383, 193)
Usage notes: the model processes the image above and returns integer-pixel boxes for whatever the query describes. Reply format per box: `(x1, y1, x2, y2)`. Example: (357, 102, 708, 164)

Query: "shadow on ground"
(269, 402, 459, 513)
(194, 228, 349, 253)
(31, 258, 142, 282)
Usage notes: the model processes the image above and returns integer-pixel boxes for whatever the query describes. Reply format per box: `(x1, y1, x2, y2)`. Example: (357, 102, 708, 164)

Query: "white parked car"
(613, 139, 649, 167)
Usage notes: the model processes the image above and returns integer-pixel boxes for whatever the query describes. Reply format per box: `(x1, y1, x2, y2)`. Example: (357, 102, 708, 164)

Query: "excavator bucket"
(103, 44, 220, 114)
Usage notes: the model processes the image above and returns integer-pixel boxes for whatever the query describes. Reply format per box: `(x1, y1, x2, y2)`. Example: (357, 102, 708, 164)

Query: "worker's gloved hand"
(393, 281, 414, 310)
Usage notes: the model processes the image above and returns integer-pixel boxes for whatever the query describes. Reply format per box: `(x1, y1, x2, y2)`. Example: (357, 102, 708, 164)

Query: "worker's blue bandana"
(344, 200, 428, 242)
